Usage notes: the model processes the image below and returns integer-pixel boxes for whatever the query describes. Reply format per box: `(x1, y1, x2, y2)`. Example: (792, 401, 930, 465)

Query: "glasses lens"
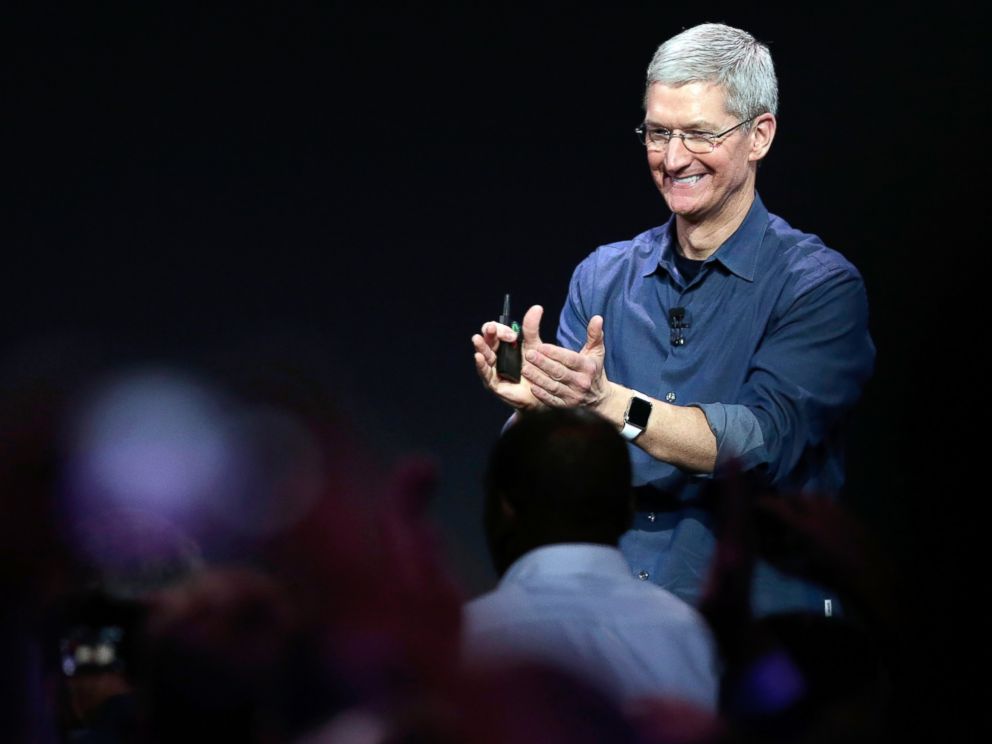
(682, 136, 714, 154)
(638, 128, 665, 149)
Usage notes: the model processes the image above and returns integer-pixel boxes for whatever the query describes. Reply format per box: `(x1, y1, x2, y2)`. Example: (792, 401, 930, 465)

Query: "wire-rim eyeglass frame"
(634, 116, 757, 154)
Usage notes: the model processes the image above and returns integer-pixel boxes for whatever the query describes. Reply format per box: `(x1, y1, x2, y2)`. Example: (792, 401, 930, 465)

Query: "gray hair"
(645, 23, 778, 121)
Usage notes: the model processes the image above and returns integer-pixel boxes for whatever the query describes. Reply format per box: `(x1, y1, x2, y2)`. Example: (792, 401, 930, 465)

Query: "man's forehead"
(644, 81, 730, 125)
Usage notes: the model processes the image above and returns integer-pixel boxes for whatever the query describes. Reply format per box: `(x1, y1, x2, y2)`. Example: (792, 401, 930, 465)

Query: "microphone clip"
(669, 307, 689, 347)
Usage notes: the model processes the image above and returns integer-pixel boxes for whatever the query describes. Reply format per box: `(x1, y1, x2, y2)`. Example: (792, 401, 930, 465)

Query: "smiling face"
(644, 81, 775, 242)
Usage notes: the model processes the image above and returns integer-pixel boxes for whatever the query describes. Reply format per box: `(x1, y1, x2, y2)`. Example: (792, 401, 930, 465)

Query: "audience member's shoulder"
(633, 579, 710, 625)
(462, 582, 526, 626)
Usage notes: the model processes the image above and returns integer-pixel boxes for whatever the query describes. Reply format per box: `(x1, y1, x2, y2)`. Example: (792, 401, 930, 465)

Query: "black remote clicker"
(495, 293, 522, 383)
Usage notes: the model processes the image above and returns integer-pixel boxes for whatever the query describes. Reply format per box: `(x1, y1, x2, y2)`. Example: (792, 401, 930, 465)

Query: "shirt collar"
(642, 193, 770, 283)
(500, 543, 632, 586)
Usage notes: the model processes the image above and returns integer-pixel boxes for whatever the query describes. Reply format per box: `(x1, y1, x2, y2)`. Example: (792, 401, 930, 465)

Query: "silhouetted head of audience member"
(483, 408, 633, 576)
(139, 567, 347, 744)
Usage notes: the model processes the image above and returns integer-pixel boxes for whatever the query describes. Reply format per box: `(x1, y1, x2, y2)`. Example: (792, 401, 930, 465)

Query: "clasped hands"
(472, 304, 614, 412)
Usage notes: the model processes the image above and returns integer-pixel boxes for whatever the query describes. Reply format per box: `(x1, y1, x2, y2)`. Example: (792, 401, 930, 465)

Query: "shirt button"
(647, 512, 656, 522)
(665, 391, 677, 403)
(637, 570, 650, 581)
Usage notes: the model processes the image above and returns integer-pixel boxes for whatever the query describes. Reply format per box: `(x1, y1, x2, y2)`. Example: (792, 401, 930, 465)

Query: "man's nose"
(663, 136, 694, 170)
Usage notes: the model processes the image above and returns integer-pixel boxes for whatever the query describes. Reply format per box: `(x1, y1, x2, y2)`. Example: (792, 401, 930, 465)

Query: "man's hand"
(472, 305, 547, 410)
(522, 314, 616, 411)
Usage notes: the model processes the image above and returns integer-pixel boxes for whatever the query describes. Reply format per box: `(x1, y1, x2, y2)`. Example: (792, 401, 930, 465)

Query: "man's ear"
(748, 112, 777, 163)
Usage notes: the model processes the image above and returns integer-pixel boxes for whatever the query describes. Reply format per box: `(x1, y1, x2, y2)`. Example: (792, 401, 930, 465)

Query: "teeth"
(673, 175, 703, 184)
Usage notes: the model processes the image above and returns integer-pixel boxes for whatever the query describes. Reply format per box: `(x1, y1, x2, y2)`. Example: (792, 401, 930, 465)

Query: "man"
(472, 23, 875, 615)
(463, 407, 719, 708)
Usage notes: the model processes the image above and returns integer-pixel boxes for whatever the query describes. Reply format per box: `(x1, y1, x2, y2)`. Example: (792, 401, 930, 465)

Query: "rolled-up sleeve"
(693, 401, 766, 468)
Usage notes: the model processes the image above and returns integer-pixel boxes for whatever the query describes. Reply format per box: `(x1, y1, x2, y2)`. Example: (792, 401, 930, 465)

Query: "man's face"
(644, 81, 768, 228)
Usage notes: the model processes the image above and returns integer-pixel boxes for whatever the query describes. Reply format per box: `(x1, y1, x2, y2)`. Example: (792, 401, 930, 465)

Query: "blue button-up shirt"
(557, 194, 875, 614)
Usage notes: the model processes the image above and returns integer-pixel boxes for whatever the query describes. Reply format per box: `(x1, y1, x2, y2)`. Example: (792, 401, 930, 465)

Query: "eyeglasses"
(634, 116, 756, 154)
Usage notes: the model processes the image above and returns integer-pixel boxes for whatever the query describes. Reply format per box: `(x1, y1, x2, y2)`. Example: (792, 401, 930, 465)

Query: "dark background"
(2, 1, 984, 732)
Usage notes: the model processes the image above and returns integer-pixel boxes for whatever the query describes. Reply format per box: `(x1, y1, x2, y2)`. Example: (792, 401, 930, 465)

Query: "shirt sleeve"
(694, 265, 875, 486)
(557, 250, 599, 353)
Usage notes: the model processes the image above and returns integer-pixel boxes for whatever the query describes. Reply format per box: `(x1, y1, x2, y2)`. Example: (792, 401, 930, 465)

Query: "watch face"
(627, 396, 652, 428)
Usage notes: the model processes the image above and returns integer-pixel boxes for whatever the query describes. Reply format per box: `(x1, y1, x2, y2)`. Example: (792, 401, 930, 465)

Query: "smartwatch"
(621, 393, 652, 441)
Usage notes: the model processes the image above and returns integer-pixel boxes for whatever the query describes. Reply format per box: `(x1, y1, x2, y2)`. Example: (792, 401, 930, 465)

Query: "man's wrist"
(587, 382, 616, 421)
(588, 382, 632, 432)
(621, 391, 653, 441)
